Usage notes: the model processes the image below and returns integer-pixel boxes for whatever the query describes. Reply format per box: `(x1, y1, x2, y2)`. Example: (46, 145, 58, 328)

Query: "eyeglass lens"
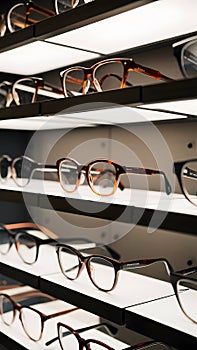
(12, 79, 37, 105)
(16, 233, 38, 265)
(182, 40, 197, 78)
(88, 161, 117, 196)
(12, 157, 35, 187)
(0, 84, 11, 108)
(20, 306, 42, 341)
(177, 279, 197, 323)
(181, 160, 197, 205)
(59, 159, 79, 192)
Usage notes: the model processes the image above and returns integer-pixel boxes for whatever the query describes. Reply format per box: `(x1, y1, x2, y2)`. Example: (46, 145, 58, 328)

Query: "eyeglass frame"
(170, 266, 197, 324)
(56, 243, 175, 292)
(60, 58, 172, 97)
(46, 321, 117, 348)
(0, 292, 78, 341)
(0, 77, 63, 108)
(0, 222, 121, 264)
(56, 244, 197, 324)
(1, 1, 55, 36)
(57, 157, 172, 197)
(172, 35, 197, 78)
(173, 158, 197, 206)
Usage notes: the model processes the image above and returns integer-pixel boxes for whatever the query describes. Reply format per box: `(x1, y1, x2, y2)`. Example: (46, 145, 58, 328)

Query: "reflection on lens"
(88, 257, 115, 291)
(55, 0, 79, 14)
(0, 295, 15, 325)
(182, 40, 197, 78)
(59, 159, 79, 192)
(177, 279, 197, 323)
(0, 228, 10, 255)
(59, 246, 80, 279)
(181, 160, 197, 205)
(16, 233, 37, 264)
(88, 162, 116, 196)
(94, 61, 124, 92)
(12, 78, 36, 105)
(63, 68, 85, 97)
(59, 324, 79, 349)
(0, 14, 6, 37)
(20, 307, 42, 341)
(8, 4, 27, 32)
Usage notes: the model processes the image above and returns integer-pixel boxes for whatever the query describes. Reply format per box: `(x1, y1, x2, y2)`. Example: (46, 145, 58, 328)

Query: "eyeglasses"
(47, 322, 172, 349)
(0, 223, 59, 265)
(0, 292, 78, 341)
(57, 157, 172, 197)
(0, 1, 54, 36)
(0, 221, 121, 265)
(0, 0, 95, 37)
(0, 155, 57, 187)
(54, 0, 95, 14)
(56, 244, 197, 324)
(173, 35, 197, 78)
(174, 159, 197, 206)
(60, 58, 172, 97)
(0, 77, 63, 108)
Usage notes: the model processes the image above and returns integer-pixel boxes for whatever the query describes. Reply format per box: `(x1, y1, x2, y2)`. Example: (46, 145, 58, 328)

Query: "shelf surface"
(126, 295, 197, 350)
(0, 179, 196, 235)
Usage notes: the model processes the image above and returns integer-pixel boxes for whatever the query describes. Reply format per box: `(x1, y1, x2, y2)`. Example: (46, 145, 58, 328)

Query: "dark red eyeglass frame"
(57, 157, 172, 197)
(0, 293, 78, 341)
(56, 243, 174, 292)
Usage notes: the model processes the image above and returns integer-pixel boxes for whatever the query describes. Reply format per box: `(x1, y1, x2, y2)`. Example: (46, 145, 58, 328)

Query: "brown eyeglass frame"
(57, 157, 172, 197)
(60, 58, 172, 97)
(56, 243, 174, 292)
(0, 293, 78, 341)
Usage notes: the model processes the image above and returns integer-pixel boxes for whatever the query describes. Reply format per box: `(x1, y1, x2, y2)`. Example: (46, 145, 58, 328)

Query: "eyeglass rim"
(12, 77, 44, 105)
(174, 158, 197, 206)
(57, 322, 115, 350)
(174, 277, 197, 324)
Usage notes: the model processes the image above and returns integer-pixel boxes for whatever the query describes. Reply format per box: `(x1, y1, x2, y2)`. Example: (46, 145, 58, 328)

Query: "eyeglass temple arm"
(124, 166, 172, 195)
(29, 2, 55, 17)
(122, 258, 174, 276)
(45, 306, 79, 321)
(132, 62, 172, 81)
(45, 322, 117, 346)
(175, 265, 197, 276)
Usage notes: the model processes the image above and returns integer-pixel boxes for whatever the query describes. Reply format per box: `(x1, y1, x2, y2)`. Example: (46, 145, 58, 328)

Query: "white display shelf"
(126, 295, 197, 349)
(0, 178, 196, 216)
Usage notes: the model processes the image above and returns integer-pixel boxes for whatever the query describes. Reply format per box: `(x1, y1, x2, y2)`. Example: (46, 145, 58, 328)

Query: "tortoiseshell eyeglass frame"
(57, 157, 172, 197)
(60, 58, 172, 97)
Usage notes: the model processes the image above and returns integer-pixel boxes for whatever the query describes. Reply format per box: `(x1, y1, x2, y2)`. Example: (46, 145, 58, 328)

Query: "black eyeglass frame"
(173, 158, 197, 206)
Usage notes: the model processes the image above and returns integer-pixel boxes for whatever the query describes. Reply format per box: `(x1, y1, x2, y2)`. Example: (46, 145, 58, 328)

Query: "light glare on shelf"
(0, 41, 100, 75)
(46, 0, 197, 54)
